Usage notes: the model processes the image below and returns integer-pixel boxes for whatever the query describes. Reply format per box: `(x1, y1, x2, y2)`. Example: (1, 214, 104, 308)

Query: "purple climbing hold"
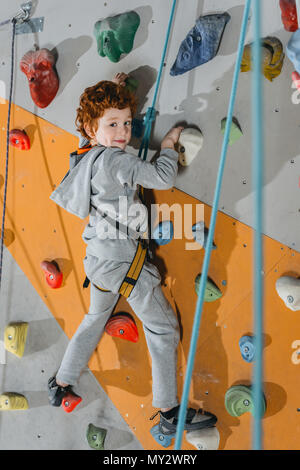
(170, 13, 231, 76)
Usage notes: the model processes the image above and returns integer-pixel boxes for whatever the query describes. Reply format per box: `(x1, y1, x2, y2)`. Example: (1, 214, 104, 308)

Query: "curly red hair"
(75, 80, 137, 140)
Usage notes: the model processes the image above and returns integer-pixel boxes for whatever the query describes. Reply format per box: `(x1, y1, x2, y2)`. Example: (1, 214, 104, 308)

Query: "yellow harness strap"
(94, 239, 147, 298)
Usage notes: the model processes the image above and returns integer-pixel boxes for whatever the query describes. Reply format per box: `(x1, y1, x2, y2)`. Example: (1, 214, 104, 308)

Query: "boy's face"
(92, 107, 132, 151)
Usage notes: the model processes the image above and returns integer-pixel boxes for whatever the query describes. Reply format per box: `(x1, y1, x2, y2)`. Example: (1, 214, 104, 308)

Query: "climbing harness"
(93, 238, 148, 299)
(73, 143, 149, 298)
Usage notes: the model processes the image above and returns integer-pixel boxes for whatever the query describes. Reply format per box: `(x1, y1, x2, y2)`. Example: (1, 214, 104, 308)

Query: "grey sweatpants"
(56, 258, 180, 409)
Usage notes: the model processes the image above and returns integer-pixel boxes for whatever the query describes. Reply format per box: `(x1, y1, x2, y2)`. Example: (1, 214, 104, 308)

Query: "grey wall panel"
(0, 0, 299, 250)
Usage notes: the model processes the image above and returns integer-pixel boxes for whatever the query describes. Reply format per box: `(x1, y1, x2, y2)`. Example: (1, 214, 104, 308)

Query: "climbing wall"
(0, 0, 300, 450)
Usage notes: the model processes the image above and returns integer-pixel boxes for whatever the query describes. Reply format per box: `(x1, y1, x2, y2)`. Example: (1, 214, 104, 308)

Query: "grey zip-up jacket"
(50, 144, 179, 262)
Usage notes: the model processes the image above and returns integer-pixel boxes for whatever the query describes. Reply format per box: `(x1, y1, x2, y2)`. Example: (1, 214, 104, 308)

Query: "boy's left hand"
(112, 72, 129, 87)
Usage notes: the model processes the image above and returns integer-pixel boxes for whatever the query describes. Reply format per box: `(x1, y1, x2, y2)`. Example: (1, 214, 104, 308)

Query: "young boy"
(47, 73, 216, 436)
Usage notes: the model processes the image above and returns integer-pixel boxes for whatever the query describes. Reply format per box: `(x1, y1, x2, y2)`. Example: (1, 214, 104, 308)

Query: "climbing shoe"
(150, 405, 217, 435)
(47, 376, 73, 407)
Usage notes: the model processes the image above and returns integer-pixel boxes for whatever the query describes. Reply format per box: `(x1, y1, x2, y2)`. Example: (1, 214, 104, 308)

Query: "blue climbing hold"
(170, 13, 231, 76)
(152, 221, 174, 246)
(239, 335, 256, 363)
(192, 222, 216, 249)
(150, 424, 175, 448)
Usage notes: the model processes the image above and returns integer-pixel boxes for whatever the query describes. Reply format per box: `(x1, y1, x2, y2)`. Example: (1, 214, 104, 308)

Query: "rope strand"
(0, 18, 16, 291)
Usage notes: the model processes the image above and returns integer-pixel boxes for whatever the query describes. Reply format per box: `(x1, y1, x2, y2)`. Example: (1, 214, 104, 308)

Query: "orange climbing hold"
(62, 392, 82, 413)
(9, 129, 30, 150)
(105, 313, 138, 342)
(40, 260, 63, 289)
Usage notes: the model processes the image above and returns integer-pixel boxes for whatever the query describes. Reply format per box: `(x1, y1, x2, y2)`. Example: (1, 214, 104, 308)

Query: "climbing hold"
(20, 48, 59, 108)
(192, 221, 216, 250)
(152, 221, 174, 246)
(86, 423, 107, 450)
(105, 313, 139, 342)
(239, 335, 256, 363)
(292, 70, 300, 89)
(4, 322, 28, 358)
(150, 423, 176, 448)
(132, 118, 144, 138)
(62, 391, 82, 413)
(279, 0, 298, 32)
(94, 11, 140, 63)
(276, 276, 300, 311)
(170, 13, 231, 76)
(186, 427, 220, 450)
(241, 37, 285, 81)
(225, 385, 266, 418)
(176, 128, 203, 166)
(287, 29, 300, 74)
(0, 393, 28, 410)
(125, 76, 139, 94)
(40, 260, 63, 289)
(195, 274, 222, 302)
(221, 117, 243, 145)
(9, 129, 30, 150)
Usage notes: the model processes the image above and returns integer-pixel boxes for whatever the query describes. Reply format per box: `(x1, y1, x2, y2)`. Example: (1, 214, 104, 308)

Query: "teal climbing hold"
(239, 335, 256, 362)
(221, 117, 243, 145)
(86, 423, 107, 450)
(150, 424, 175, 448)
(225, 385, 266, 418)
(194, 274, 222, 302)
(125, 76, 139, 94)
(94, 11, 140, 62)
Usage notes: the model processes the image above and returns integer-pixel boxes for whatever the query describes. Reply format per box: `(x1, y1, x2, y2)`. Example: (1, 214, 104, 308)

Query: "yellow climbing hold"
(241, 37, 284, 81)
(4, 322, 28, 358)
(0, 393, 29, 410)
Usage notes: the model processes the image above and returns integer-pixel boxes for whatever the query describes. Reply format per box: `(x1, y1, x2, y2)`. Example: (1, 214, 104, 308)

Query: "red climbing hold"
(105, 314, 139, 343)
(292, 71, 300, 89)
(20, 48, 59, 108)
(40, 260, 63, 289)
(9, 129, 30, 150)
(279, 0, 298, 32)
(62, 392, 82, 413)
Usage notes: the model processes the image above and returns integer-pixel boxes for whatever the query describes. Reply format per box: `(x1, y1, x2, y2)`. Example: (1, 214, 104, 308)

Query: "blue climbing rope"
(251, 0, 264, 451)
(174, 0, 253, 450)
(138, 0, 177, 163)
(0, 17, 17, 291)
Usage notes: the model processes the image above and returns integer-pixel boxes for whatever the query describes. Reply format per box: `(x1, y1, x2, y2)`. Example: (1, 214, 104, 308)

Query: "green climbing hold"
(125, 76, 139, 94)
(195, 274, 222, 302)
(225, 385, 266, 418)
(221, 117, 243, 145)
(94, 11, 140, 63)
(86, 423, 107, 450)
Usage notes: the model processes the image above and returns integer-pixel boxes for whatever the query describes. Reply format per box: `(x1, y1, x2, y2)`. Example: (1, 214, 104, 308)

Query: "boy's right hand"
(161, 126, 184, 150)
(112, 72, 129, 87)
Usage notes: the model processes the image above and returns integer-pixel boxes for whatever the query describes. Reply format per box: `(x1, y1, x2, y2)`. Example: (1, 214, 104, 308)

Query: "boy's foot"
(151, 405, 217, 435)
(47, 376, 72, 407)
